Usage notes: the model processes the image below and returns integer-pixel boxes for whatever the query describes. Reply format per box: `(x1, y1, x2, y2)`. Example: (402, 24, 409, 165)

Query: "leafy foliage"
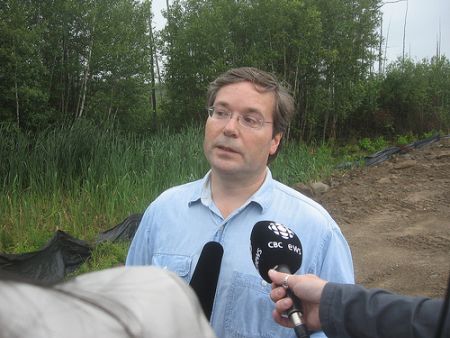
(358, 136, 388, 153)
(378, 56, 450, 135)
(1, 0, 449, 139)
(0, 0, 153, 131)
(159, 0, 383, 141)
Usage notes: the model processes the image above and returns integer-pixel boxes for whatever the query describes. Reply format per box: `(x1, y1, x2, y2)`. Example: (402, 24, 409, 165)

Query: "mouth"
(216, 145, 239, 154)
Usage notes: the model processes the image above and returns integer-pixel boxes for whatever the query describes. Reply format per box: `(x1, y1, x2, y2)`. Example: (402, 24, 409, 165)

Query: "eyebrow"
(213, 102, 231, 110)
(213, 101, 264, 116)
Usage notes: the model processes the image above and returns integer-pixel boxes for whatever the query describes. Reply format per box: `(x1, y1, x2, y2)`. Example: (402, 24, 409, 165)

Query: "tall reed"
(1, 121, 207, 251)
(0, 120, 335, 266)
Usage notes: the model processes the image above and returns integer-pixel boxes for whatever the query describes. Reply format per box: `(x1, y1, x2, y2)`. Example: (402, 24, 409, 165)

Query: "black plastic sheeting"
(0, 214, 142, 283)
(95, 213, 142, 244)
(363, 134, 445, 167)
(334, 134, 448, 169)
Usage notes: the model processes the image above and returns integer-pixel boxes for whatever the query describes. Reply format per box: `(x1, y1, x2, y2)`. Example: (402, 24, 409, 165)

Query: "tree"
(0, 0, 48, 129)
(1, 0, 155, 131)
(379, 56, 450, 135)
(159, 0, 239, 128)
(159, 0, 383, 141)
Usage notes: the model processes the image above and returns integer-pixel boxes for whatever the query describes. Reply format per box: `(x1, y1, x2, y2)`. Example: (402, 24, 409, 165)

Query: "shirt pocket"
(223, 271, 293, 338)
(151, 253, 192, 282)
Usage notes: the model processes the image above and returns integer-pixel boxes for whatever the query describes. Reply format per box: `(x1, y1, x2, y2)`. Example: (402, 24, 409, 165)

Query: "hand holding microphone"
(250, 221, 310, 338)
(269, 270, 327, 332)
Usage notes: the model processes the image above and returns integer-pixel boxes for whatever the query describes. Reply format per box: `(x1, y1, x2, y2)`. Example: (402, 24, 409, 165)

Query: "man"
(269, 269, 449, 338)
(126, 67, 354, 338)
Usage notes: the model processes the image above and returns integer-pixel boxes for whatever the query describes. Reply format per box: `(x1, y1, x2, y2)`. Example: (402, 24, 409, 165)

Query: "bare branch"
(377, 0, 407, 9)
(402, 0, 408, 61)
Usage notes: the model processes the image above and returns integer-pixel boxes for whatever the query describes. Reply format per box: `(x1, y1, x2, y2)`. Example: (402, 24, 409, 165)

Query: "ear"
(269, 133, 282, 155)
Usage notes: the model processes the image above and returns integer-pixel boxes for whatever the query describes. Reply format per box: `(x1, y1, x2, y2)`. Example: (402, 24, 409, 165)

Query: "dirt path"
(318, 137, 450, 298)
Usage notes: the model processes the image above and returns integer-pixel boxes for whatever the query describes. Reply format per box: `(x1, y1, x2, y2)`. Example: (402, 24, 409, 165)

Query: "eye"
(242, 114, 261, 128)
(214, 109, 230, 118)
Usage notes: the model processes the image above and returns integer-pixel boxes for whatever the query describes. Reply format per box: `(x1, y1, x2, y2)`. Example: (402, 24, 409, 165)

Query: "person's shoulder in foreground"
(0, 266, 217, 338)
(270, 270, 449, 338)
(321, 282, 448, 338)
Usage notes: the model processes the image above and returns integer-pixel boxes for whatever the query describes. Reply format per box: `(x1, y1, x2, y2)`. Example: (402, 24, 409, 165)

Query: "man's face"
(203, 81, 282, 180)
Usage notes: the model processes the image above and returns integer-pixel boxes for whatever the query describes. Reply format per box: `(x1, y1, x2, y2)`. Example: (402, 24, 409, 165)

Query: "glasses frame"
(207, 106, 273, 130)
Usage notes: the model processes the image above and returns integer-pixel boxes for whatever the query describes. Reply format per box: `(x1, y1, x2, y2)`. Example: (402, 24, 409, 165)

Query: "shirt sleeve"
(125, 206, 155, 265)
(320, 282, 445, 338)
(312, 222, 355, 284)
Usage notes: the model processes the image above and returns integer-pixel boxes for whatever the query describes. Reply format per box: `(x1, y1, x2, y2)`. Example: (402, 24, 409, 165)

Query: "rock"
(293, 183, 314, 198)
(293, 181, 330, 198)
(393, 159, 417, 169)
(377, 177, 392, 184)
(310, 181, 330, 195)
(436, 151, 450, 159)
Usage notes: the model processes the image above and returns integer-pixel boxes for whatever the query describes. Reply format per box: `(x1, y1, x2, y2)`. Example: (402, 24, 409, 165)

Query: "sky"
(381, 0, 449, 62)
(151, 0, 450, 63)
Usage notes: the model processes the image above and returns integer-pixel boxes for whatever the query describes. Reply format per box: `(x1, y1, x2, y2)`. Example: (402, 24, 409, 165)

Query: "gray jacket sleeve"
(319, 282, 447, 338)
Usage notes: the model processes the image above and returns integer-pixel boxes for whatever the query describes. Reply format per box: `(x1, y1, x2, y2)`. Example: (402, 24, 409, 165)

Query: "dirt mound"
(318, 137, 450, 298)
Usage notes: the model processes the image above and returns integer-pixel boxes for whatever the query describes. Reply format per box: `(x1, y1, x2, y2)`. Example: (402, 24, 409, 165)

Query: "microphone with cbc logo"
(250, 220, 309, 338)
(250, 220, 302, 283)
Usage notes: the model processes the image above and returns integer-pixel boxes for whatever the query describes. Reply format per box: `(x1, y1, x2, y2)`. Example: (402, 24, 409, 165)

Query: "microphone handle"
(275, 265, 310, 338)
(294, 324, 310, 338)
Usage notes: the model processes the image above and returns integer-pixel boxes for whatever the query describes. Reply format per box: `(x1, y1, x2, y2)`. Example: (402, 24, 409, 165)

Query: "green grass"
(0, 120, 348, 273)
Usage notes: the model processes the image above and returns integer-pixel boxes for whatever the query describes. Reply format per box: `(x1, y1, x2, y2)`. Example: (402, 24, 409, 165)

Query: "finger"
(268, 269, 289, 286)
(275, 297, 293, 313)
(270, 286, 287, 302)
(272, 309, 294, 328)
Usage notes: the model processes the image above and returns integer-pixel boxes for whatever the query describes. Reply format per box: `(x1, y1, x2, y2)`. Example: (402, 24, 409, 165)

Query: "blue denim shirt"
(126, 169, 354, 338)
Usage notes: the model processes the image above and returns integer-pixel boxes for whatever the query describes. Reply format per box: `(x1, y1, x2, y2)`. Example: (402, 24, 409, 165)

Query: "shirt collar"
(250, 168, 274, 212)
(188, 168, 274, 213)
(188, 170, 212, 207)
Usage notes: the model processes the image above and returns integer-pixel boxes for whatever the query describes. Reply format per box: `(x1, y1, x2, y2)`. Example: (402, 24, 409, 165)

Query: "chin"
(211, 162, 242, 176)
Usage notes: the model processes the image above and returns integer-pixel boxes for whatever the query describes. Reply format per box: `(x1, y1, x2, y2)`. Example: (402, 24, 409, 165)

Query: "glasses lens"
(207, 107, 265, 130)
(240, 114, 263, 129)
(208, 107, 229, 119)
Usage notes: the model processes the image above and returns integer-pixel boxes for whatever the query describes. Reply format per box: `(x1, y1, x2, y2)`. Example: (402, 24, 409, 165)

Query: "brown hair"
(206, 67, 295, 163)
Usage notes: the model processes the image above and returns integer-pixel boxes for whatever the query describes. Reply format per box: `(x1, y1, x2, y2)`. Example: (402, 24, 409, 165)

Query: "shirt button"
(261, 280, 268, 287)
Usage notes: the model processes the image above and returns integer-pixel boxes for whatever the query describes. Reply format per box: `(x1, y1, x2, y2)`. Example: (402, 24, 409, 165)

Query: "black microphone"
(189, 241, 224, 321)
(250, 220, 310, 338)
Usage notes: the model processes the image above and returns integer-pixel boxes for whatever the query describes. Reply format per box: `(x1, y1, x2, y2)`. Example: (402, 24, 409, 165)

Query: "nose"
(223, 114, 239, 136)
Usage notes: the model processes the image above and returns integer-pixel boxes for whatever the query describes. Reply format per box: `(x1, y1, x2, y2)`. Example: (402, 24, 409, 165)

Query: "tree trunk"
(384, 21, 391, 73)
(166, 0, 171, 25)
(378, 16, 383, 74)
(77, 22, 95, 118)
(402, 0, 408, 62)
(61, 34, 69, 115)
(149, 14, 157, 129)
(330, 112, 337, 141)
(14, 66, 20, 127)
(154, 45, 163, 103)
(12, 37, 20, 127)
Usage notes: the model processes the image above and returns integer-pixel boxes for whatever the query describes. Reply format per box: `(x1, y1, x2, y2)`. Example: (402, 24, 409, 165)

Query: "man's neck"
(210, 169, 267, 219)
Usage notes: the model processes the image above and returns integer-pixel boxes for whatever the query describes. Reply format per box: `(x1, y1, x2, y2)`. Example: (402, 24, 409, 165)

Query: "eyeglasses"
(207, 106, 273, 130)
